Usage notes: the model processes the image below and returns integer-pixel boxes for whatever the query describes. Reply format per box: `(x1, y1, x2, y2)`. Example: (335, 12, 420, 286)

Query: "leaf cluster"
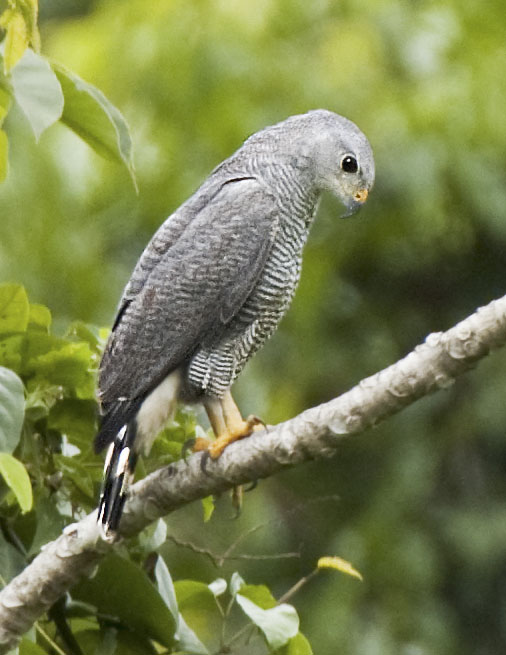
(0, 282, 333, 655)
(0, 0, 134, 185)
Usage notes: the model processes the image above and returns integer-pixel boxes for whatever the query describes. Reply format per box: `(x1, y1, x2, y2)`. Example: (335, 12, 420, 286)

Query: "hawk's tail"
(97, 422, 138, 538)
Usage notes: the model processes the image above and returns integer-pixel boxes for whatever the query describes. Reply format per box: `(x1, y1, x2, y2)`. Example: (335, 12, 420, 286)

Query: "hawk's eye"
(341, 155, 358, 174)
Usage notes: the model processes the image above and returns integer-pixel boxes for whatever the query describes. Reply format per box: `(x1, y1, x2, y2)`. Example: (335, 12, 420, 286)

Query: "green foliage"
(0, 1, 135, 183)
(0, 451, 32, 511)
(0, 284, 314, 653)
(0, 0, 40, 73)
(0, 366, 24, 452)
(74, 554, 177, 649)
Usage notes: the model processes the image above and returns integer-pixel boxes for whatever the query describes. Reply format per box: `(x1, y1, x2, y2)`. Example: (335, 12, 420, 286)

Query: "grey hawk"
(95, 109, 375, 536)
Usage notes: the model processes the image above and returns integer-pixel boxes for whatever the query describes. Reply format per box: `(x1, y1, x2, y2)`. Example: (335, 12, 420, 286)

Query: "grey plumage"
(95, 109, 375, 536)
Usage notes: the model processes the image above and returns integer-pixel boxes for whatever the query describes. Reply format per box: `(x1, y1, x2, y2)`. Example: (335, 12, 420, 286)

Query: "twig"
(165, 532, 300, 568)
(277, 569, 319, 605)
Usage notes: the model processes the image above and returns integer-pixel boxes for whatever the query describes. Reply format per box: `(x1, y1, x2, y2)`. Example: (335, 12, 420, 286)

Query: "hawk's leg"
(204, 390, 264, 459)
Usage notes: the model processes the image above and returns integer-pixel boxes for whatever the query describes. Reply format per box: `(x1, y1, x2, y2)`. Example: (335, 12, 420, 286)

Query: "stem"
(35, 623, 69, 655)
(277, 569, 319, 605)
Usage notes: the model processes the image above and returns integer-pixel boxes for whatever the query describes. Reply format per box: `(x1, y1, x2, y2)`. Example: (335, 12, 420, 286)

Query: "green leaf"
(65, 321, 102, 354)
(0, 452, 32, 512)
(0, 9, 28, 74)
(52, 64, 137, 189)
(238, 584, 277, 609)
(138, 518, 167, 553)
(16, 0, 40, 52)
(275, 632, 314, 655)
(236, 595, 299, 650)
(74, 628, 157, 655)
(0, 335, 24, 374)
(0, 533, 25, 583)
(10, 48, 64, 140)
(73, 554, 177, 649)
(0, 86, 11, 126)
(0, 284, 29, 334)
(0, 366, 25, 453)
(27, 496, 66, 557)
(175, 580, 222, 649)
(155, 557, 209, 655)
(93, 627, 117, 655)
(28, 303, 51, 331)
(0, 128, 7, 182)
(201, 495, 214, 522)
(48, 399, 97, 452)
(154, 555, 179, 620)
(25, 336, 96, 398)
(53, 455, 95, 500)
(19, 638, 47, 655)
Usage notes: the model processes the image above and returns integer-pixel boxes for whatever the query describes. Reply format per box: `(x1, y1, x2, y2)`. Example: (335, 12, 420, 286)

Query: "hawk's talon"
(245, 414, 266, 431)
(200, 450, 212, 475)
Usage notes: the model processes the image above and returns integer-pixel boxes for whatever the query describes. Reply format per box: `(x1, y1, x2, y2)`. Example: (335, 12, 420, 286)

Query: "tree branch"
(1, 294, 506, 653)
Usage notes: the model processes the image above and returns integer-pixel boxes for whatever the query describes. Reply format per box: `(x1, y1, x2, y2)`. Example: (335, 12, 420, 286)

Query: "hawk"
(95, 109, 375, 536)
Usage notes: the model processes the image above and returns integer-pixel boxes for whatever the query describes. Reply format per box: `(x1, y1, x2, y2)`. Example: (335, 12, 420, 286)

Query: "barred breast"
(186, 189, 317, 398)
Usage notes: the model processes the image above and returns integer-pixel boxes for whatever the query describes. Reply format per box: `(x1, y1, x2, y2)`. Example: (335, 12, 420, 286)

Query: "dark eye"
(341, 155, 358, 174)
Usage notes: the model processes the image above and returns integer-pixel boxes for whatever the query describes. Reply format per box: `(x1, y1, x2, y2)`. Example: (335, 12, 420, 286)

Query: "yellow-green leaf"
(17, 0, 40, 52)
(201, 495, 214, 522)
(0, 128, 7, 182)
(10, 49, 64, 141)
(0, 452, 33, 512)
(52, 64, 137, 189)
(0, 284, 29, 334)
(28, 303, 51, 331)
(0, 86, 11, 125)
(275, 632, 314, 655)
(1, 10, 29, 74)
(317, 556, 363, 581)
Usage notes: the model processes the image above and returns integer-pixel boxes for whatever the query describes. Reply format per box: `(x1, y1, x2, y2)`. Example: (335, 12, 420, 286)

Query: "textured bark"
(1, 294, 506, 652)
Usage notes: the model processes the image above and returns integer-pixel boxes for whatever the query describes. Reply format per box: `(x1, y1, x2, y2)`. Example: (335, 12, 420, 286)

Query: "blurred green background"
(3, 0, 506, 652)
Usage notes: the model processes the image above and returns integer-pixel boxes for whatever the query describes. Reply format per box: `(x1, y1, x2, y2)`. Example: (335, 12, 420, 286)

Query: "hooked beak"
(340, 188, 369, 218)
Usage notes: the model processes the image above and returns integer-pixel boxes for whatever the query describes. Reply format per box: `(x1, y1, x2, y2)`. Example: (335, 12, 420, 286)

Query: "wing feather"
(99, 178, 278, 410)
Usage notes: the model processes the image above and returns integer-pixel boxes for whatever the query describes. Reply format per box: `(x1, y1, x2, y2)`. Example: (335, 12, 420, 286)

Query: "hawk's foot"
(207, 415, 265, 459)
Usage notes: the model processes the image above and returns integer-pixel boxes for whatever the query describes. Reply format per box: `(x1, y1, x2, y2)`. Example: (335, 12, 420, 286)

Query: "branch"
(1, 294, 506, 652)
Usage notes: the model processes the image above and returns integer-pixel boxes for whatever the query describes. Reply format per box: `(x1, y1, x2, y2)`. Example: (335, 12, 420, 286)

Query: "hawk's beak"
(341, 188, 369, 218)
(354, 188, 368, 204)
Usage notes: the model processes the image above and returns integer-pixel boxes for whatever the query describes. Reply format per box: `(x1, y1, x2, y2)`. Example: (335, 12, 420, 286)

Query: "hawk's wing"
(111, 175, 227, 330)
(96, 177, 278, 445)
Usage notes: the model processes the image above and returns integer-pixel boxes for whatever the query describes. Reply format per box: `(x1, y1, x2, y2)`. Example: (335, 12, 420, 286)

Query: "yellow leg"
(203, 390, 264, 459)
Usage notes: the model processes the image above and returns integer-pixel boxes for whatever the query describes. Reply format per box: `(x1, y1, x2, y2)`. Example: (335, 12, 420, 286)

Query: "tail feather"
(97, 422, 138, 538)
(94, 398, 142, 454)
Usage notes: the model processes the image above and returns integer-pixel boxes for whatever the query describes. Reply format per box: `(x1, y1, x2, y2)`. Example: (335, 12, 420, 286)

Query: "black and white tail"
(97, 422, 138, 538)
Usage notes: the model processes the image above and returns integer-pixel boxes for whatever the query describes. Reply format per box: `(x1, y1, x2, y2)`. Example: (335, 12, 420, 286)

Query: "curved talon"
(200, 450, 211, 475)
(246, 414, 266, 431)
